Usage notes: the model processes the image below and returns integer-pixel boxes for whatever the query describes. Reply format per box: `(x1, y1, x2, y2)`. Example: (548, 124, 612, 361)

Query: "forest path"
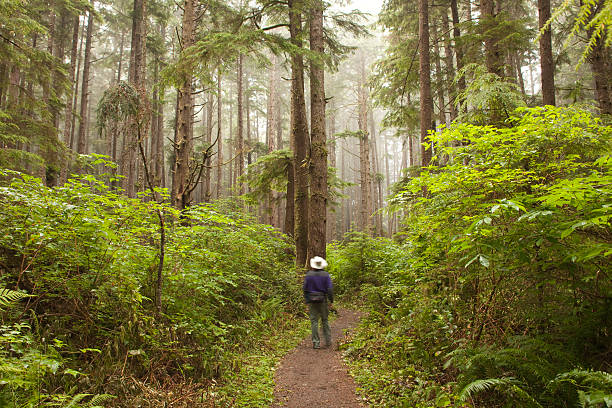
(271, 308, 364, 407)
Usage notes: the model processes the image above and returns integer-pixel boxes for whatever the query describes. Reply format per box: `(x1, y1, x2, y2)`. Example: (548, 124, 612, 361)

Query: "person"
(303, 256, 333, 349)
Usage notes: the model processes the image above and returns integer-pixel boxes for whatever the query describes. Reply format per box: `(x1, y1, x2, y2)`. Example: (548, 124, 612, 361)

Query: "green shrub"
(334, 106, 612, 407)
(0, 170, 300, 405)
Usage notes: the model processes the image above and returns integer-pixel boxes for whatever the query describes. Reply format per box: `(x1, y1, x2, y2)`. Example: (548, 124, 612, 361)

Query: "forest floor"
(271, 307, 365, 407)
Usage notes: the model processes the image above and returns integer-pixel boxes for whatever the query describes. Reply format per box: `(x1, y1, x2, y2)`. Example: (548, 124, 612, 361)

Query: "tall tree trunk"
(481, 0, 504, 77)
(265, 55, 278, 225)
(229, 88, 234, 192)
(514, 53, 526, 97)
(402, 137, 409, 169)
(76, 7, 94, 155)
(419, 0, 433, 166)
(538, 0, 555, 105)
(289, 0, 310, 267)
(284, 160, 296, 237)
(383, 130, 392, 237)
(434, 33, 447, 128)
(70, 19, 85, 151)
(216, 70, 223, 198)
(442, 11, 458, 121)
(586, 0, 612, 115)
(156, 23, 166, 189)
(149, 49, 164, 191)
(171, 0, 196, 209)
(204, 91, 213, 201)
(327, 101, 336, 242)
(340, 135, 347, 235)
(369, 108, 383, 236)
(358, 57, 372, 233)
(309, 0, 327, 258)
(450, 0, 466, 111)
(245, 68, 252, 169)
(589, 40, 612, 116)
(117, 30, 125, 82)
(59, 14, 80, 184)
(236, 54, 244, 195)
(125, 0, 147, 198)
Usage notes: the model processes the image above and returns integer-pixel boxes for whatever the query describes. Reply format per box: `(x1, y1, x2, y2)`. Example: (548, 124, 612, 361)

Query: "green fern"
(459, 377, 544, 406)
(0, 287, 32, 309)
(64, 393, 91, 408)
(459, 377, 519, 401)
(63, 393, 115, 408)
(548, 369, 612, 408)
(87, 393, 115, 407)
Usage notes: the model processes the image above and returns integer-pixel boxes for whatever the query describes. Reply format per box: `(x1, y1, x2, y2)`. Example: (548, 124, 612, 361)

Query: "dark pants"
(308, 301, 331, 347)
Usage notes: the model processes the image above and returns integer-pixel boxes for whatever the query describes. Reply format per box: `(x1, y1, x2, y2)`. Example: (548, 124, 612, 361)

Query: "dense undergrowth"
(329, 106, 612, 407)
(0, 169, 303, 407)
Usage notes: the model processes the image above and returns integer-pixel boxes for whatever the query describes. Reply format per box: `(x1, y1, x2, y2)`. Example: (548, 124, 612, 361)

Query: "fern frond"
(551, 369, 612, 390)
(88, 393, 115, 407)
(507, 384, 545, 408)
(547, 369, 612, 407)
(0, 288, 32, 309)
(64, 393, 91, 408)
(458, 377, 518, 401)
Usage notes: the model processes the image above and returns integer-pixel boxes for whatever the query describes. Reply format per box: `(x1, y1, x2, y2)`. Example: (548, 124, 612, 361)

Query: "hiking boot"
(313, 343, 320, 349)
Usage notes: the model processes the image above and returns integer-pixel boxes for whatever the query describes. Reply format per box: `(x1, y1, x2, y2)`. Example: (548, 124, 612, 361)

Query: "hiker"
(303, 256, 333, 349)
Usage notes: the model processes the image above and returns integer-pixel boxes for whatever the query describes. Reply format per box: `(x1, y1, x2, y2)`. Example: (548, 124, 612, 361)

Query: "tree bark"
(59, 14, 80, 184)
(216, 70, 223, 199)
(538, 0, 556, 105)
(289, 0, 310, 268)
(434, 32, 447, 128)
(450, 0, 466, 111)
(156, 23, 166, 189)
(70, 19, 85, 151)
(117, 30, 125, 82)
(204, 90, 213, 201)
(125, 0, 147, 198)
(76, 6, 94, 155)
(266, 55, 278, 153)
(369, 108, 383, 236)
(236, 54, 245, 195)
(442, 11, 458, 121)
(309, 0, 327, 258)
(589, 41, 612, 116)
(358, 57, 372, 234)
(171, 0, 196, 210)
(481, 0, 504, 77)
(419, 0, 433, 166)
(266, 54, 278, 225)
(383, 130, 392, 237)
(514, 53, 526, 97)
(229, 87, 234, 192)
(327, 101, 336, 242)
(245, 68, 252, 170)
(586, 0, 612, 116)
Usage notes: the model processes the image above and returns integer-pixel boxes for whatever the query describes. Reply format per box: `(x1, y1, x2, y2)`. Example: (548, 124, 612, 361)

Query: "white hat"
(310, 256, 328, 269)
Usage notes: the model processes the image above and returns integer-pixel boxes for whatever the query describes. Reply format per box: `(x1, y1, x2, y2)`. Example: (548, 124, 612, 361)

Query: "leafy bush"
(334, 106, 612, 407)
(0, 169, 300, 405)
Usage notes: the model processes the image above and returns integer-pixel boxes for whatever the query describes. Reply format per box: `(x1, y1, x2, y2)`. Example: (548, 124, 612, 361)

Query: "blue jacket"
(303, 269, 333, 303)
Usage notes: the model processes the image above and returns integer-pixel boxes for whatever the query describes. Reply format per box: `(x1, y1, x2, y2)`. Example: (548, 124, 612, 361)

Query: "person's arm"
(303, 278, 309, 303)
(326, 277, 333, 303)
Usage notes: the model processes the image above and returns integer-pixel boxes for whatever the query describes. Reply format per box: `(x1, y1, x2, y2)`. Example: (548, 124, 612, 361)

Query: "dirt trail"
(272, 308, 364, 408)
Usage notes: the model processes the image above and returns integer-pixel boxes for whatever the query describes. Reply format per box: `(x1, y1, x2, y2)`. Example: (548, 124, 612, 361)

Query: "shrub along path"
(272, 307, 364, 407)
